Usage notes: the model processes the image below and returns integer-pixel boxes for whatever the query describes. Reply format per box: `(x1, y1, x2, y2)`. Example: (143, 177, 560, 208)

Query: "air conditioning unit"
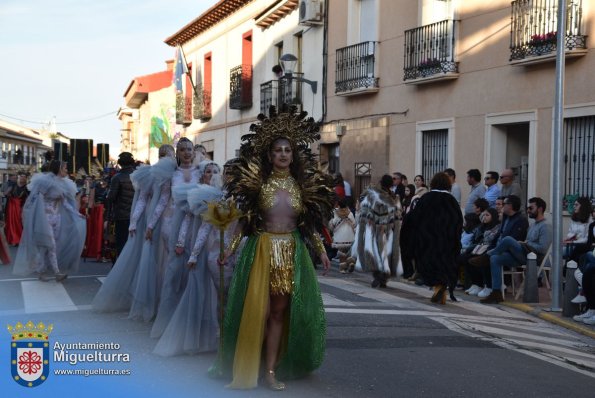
(299, 0, 323, 25)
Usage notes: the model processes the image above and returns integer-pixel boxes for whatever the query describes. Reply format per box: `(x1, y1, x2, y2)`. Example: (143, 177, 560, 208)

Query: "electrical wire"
(0, 110, 117, 125)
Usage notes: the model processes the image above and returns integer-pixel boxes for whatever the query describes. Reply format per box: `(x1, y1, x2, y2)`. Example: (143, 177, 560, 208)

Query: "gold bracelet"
(312, 234, 326, 256)
(228, 233, 243, 254)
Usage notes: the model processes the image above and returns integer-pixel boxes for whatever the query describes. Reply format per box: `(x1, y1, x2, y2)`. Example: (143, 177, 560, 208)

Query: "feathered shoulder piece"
(27, 173, 77, 199)
(150, 156, 177, 186)
(225, 106, 334, 236)
(130, 164, 152, 191)
(188, 184, 223, 216)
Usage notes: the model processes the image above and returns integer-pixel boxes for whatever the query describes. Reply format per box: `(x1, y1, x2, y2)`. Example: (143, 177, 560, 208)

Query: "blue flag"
(174, 46, 187, 93)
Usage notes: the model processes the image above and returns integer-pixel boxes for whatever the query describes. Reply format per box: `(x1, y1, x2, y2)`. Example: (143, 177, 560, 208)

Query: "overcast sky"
(0, 0, 214, 156)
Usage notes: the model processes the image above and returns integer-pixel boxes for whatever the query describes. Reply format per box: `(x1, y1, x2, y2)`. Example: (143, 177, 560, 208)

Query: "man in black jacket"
(106, 152, 135, 260)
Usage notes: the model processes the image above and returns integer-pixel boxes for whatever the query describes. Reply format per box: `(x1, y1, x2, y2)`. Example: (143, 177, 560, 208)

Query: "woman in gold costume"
(209, 108, 333, 390)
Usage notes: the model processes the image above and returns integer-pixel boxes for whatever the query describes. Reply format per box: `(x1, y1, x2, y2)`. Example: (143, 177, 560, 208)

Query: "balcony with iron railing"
(403, 20, 459, 84)
(335, 41, 379, 96)
(193, 84, 212, 121)
(229, 64, 253, 110)
(510, 0, 587, 65)
(260, 74, 304, 116)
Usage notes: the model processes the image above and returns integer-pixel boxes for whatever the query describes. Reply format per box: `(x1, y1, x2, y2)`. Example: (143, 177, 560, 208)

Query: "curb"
(503, 302, 595, 339)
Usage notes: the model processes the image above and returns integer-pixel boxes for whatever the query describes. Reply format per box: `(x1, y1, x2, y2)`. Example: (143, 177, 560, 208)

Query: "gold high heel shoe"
(265, 370, 286, 391)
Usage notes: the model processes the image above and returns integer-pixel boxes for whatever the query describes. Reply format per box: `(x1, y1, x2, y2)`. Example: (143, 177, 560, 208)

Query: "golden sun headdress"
(226, 106, 334, 237)
(239, 106, 321, 159)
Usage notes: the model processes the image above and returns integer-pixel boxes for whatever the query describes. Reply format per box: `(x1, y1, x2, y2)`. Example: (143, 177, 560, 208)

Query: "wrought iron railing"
(175, 92, 185, 124)
(510, 0, 586, 61)
(335, 41, 379, 94)
(229, 64, 253, 110)
(201, 85, 212, 120)
(404, 20, 458, 80)
(184, 92, 192, 124)
(260, 74, 304, 116)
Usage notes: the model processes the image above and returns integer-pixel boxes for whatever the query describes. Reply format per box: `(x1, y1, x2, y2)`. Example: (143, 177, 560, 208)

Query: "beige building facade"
(323, 0, 594, 206)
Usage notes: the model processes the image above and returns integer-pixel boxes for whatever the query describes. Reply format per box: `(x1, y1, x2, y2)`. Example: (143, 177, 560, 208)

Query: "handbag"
(472, 244, 489, 256)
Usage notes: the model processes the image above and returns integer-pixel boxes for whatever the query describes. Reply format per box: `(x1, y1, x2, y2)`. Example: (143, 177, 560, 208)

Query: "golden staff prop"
(201, 198, 242, 369)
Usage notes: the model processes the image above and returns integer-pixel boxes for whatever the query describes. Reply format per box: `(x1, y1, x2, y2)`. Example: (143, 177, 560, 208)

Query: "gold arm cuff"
(228, 233, 243, 254)
(312, 234, 326, 256)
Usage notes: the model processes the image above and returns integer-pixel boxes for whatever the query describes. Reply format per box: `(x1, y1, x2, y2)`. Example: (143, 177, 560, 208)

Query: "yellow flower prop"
(202, 198, 243, 369)
(201, 198, 243, 231)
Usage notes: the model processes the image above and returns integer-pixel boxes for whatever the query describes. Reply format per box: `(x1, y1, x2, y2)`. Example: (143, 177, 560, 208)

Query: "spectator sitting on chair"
(495, 196, 506, 222)
(570, 208, 595, 305)
(573, 246, 595, 325)
(480, 196, 551, 304)
(563, 197, 593, 261)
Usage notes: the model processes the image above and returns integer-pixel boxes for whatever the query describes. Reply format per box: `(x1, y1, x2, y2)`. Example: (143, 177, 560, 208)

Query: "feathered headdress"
(225, 106, 334, 237)
(8, 164, 36, 176)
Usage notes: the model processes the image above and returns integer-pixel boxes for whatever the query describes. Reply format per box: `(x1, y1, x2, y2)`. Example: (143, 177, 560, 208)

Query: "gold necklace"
(260, 171, 302, 212)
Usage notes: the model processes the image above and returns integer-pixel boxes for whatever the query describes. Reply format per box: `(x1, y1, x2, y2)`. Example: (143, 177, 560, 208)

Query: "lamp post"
(550, 0, 567, 311)
(279, 53, 318, 94)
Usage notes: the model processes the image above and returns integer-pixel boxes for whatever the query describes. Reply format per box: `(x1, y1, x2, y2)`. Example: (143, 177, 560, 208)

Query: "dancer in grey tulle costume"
(13, 160, 86, 281)
(153, 160, 226, 356)
(92, 145, 175, 313)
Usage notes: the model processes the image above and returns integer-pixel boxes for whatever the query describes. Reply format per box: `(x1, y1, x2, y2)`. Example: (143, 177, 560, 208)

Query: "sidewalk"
(403, 276, 595, 339)
(329, 259, 595, 339)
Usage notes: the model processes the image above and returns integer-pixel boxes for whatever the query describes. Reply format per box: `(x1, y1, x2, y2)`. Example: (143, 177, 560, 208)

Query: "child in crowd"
(329, 199, 356, 273)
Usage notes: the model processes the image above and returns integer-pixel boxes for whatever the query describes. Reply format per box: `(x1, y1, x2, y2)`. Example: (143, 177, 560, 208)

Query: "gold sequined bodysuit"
(258, 169, 303, 294)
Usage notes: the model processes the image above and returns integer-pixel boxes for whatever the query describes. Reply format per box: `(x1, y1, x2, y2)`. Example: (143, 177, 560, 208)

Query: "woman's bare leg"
(264, 293, 290, 389)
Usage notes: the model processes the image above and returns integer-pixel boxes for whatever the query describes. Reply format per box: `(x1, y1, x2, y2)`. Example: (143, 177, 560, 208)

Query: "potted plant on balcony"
(528, 31, 556, 56)
(418, 58, 442, 77)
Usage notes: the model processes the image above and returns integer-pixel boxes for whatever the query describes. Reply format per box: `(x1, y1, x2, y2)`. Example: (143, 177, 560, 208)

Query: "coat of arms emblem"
(7, 321, 52, 387)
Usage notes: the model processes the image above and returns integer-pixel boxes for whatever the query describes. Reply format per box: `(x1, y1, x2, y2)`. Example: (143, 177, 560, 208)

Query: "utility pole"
(550, 0, 567, 311)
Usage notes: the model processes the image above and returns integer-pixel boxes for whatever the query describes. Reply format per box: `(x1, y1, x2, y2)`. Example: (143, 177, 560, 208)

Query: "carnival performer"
(186, 163, 238, 300)
(352, 175, 401, 287)
(4, 172, 29, 245)
(153, 160, 223, 356)
(150, 138, 202, 336)
(13, 160, 86, 281)
(209, 108, 334, 390)
(127, 145, 179, 322)
(93, 145, 175, 313)
(405, 172, 463, 304)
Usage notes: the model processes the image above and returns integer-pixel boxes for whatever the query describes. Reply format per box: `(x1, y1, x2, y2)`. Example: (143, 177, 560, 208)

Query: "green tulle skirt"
(209, 231, 326, 387)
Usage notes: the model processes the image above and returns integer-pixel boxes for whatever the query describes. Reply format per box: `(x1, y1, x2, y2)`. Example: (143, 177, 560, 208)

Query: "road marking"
(326, 308, 446, 316)
(459, 322, 586, 348)
(319, 278, 440, 311)
(322, 293, 355, 307)
(21, 280, 77, 314)
(432, 316, 595, 377)
(0, 274, 107, 283)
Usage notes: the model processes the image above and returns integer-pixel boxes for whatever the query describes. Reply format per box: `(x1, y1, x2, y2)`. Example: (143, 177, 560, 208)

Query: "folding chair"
(505, 245, 552, 300)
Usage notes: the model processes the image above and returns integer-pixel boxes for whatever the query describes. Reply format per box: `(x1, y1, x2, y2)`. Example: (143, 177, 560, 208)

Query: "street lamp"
(279, 53, 318, 94)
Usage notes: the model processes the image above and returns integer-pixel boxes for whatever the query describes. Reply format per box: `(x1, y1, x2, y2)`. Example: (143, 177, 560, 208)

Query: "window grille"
(422, 129, 448, 181)
(563, 115, 595, 203)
